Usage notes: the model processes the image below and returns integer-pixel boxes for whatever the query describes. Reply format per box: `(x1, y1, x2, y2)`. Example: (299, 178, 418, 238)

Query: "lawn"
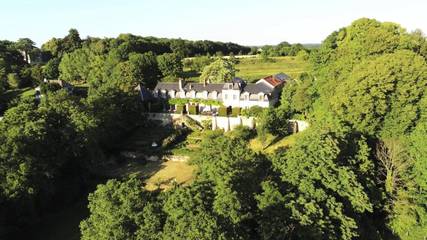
(249, 132, 301, 154)
(183, 56, 309, 82)
(143, 160, 196, 191)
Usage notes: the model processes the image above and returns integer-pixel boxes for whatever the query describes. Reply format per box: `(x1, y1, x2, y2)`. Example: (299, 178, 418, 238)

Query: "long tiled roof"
(154, 81, 274, 94)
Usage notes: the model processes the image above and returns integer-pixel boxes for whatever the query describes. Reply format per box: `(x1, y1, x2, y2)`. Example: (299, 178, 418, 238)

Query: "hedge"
(231, 107, 241, 117)
(176, 105, 186, 114)
(188, 104, 198, 115)
(218, 106, 229, 116)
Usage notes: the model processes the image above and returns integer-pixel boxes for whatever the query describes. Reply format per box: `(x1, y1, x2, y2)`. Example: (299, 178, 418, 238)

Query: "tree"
(170, 39, 190, 58)
(59, 48, 91, 82)
(193, 131, 267, 227)
(128, 52, 160, 89)
(43, 57, 60, 79)
(268, 128, 373, 239)
(330, 50, 427, 137)
(199, 58, 236, 83)
(162, 181, 228, 240)
(157, 53, 183, 79)
(80, 176, 164, 240)
(63, 28, 82, 53)
(257, 108, 289, 137)
(15, 38, 35, 63)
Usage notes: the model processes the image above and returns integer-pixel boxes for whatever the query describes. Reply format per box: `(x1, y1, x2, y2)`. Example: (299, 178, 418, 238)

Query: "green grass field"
(184, 56, 309, 82)
(236, 56, 309, 82)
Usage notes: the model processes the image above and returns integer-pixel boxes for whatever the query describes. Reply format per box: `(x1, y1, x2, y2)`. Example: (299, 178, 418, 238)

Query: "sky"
(1, 0, 427, 46)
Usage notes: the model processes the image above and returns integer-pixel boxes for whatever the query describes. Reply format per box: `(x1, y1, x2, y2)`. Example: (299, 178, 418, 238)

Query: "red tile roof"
(262, 75, 284, 87)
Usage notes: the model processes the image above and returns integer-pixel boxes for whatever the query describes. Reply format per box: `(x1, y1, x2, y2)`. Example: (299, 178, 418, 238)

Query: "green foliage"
(188, 104, 198, 115)
(184, 55, 213, 72)
(280, 73, 316, 118)
(59, 48, 91, 82)
(0, 91, 97, 230)
(257, 108, 289, 137)
(6, 73, 21, 88)
(162, 181, 228, 240)
(217, 106, 228, 116)
(175, 104, 185, 114)
(80, 176, 164, 240)
(193, 132, 267, 225)
(241, 105, 264, 117)
(228, 125, 254, 141)
(157, 53, 183, 78)
(231, 107, 240, 117)
(199, 58, 236, 83)
(269, 128, 373, 239)
(330, 50, 427, 137)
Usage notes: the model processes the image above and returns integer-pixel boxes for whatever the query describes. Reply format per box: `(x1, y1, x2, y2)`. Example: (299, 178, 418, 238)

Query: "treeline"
(79, 18, 427, 240)
(256, 41, 308, 57)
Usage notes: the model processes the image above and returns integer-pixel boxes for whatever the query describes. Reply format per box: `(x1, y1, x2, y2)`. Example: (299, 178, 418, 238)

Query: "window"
(224, 94, 228, 100)
(259, 94, 263, 101)
(233, 95, 237, 100)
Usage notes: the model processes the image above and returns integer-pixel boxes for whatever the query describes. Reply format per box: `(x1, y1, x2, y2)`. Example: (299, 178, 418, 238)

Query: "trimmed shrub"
(218, 106, 229, 116)
(231, 107, 241, 117)
(241, 106, 264, 118)
(188, 104, 198, 115)
(176, 104, 186, 114)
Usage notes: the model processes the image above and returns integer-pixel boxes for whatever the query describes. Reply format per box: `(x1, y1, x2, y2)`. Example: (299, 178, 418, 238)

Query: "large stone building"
(153, 73, 289, 110)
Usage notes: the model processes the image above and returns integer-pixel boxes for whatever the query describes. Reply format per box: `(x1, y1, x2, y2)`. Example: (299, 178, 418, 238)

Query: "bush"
(7, 73, 21, 88)
(230, 125, 255, 140)
(201, 119, 211, 129)
(176, 104, 186, 114)
(231, 107, 241, 117)
(40, 82, 62, 93)
(241, 106, 264, 118)
(188, 104, 198, 115)
(218, 106, 229, 116)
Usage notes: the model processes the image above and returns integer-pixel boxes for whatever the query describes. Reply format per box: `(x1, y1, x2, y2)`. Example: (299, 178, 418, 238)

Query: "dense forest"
(1, 18, 426, 240)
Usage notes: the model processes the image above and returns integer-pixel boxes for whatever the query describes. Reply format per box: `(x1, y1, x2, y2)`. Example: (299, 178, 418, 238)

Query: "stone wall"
(147, 113, 255, 131)
(147, 113, 308, 133)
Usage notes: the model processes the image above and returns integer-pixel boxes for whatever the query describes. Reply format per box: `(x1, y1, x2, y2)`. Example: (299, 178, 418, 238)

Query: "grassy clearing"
(183, 56, 308, 82)
(144, 161, 196, 191)
(249, 132, 301, 154)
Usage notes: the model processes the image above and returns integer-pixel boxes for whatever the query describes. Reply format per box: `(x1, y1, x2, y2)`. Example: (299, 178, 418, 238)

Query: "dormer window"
(228, 83, 232, 89)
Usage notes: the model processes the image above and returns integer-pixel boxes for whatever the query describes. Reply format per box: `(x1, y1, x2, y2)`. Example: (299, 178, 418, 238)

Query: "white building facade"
(153, 73, 289, 109)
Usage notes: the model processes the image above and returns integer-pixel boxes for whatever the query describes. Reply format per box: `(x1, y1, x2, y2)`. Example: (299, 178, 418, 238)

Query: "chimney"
(178, 78, 185, 91)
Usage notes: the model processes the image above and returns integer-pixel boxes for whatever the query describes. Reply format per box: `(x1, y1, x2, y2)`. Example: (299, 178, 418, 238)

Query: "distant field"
(184, 56, 309, 82)
(236, 56, 309, 82)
